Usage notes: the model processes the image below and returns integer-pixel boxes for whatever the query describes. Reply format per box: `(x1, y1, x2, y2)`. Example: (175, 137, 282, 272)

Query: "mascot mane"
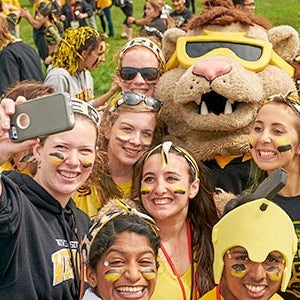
(187, 0, 272, 30)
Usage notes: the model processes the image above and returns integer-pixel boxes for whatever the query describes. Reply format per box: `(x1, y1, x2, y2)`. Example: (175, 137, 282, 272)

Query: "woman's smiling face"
(86, 231, 157, 300)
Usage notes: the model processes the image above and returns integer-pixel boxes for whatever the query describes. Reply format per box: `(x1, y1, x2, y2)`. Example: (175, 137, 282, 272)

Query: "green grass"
(18, 0, 299, 97)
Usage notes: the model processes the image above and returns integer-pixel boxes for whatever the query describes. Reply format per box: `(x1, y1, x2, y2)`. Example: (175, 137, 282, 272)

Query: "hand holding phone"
(9, 93, 75, 142)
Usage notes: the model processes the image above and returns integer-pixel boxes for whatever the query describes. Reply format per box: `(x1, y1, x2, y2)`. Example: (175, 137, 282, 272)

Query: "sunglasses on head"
(264, 92, 300, 116)
(118, 67, 160, 81)
(109, 91, 163, 114)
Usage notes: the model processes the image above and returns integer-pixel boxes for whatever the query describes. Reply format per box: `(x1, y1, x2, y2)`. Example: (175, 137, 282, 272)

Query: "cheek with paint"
(171, 186, 186, 195)
(275, 138, 292, 152)
(142, 268, 156, 281)
(266, 266, 283, 281)
(141, 184, 151, 195)
(82, 156, 94, 169)
(116, 130, 131, 142)
(140, 135, 152, 148)
(105, 269, 121, 282)
(231, 264, 246, 278)
(49, 152, 65, 166)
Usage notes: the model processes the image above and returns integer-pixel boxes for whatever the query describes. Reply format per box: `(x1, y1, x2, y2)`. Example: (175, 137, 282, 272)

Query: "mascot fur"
(155, 0, 299, 196)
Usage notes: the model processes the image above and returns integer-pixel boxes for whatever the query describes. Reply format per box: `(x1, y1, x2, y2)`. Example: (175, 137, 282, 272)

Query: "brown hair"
(132, 144, 219, 296)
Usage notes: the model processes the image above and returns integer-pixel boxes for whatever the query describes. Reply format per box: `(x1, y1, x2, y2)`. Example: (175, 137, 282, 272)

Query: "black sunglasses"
(109, 91, 163, 114)
(118, 67, 160, 81)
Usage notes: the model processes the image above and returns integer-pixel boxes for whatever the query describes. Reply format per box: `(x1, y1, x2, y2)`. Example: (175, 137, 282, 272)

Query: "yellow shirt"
(151, 255, 195, 300)
(74, 180, 132, 217)
(0, 161, 33, 177)
(96, 0, 112, 9)
(199, 286, 284, 300)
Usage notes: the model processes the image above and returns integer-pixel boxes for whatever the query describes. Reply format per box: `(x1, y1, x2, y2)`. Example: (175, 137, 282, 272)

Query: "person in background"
(96, 0, 114, 37)
(0, 14, 44, 97)
(127, 0, 174, 43)
(35, 1, 62, 66)
(59, 0, 94, 30)
(248, 92, 300, 299)
(119, 0, 133, 40)
(132, 141, 219, 299)
(0, 97, 100, 299)
(0, 0, 20, 37)
(80, 199, 160, 300)
(233, 0, 255, 14)
(45, 26, 106, 103)
(20, 0, 50, 62)
(170, 0, 193, 29)
(200, 195, 297, 300)
(91, 37, 165, 108)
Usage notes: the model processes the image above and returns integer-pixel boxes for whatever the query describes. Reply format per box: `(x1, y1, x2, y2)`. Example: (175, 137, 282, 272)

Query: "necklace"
(160, 219, 198, 300)
(216, 284, 221, 300)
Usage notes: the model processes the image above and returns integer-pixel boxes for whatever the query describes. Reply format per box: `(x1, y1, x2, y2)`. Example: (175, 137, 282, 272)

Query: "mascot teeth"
(200, 101, 209, 115)
(224, 100, 233, 114)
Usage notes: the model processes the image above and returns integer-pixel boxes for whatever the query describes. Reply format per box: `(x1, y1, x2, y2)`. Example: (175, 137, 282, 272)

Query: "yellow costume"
(199, 286, 283, 300)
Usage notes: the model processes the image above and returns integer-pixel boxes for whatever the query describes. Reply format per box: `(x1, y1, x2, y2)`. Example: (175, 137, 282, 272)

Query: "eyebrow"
(106, 248, 155, 256)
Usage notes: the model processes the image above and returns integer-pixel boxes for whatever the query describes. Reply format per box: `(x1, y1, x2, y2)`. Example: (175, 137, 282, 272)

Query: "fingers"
(0, 98, 16, 130)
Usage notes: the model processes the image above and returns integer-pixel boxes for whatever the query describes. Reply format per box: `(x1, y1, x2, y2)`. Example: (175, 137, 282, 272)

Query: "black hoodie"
(0, 171, 91, 299)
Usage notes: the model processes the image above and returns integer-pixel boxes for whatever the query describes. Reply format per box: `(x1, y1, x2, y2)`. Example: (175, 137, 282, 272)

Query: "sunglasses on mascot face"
(118, 67, 160, 81)
(166, 30, 294, 77)
(109, 91, 163, 114)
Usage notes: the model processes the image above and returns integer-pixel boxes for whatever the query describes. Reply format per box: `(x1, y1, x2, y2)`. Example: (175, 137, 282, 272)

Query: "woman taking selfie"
(0, 97, 100, 299)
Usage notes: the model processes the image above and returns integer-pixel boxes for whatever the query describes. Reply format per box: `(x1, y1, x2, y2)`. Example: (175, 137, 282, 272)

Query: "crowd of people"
(0, 0, 300, 299)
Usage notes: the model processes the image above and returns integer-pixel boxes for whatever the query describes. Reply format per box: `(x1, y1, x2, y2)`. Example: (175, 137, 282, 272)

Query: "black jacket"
(0, 41, 44, 96)
(0, 171, 91, 299)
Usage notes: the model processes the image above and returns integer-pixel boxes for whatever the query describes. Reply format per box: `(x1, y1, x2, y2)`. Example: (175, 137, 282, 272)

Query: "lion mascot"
(155, 0, 299, 194)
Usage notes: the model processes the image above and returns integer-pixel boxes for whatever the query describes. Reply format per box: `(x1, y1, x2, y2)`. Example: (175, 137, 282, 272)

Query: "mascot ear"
(268, 25, 299, 62)
(162, 28, 187, 62)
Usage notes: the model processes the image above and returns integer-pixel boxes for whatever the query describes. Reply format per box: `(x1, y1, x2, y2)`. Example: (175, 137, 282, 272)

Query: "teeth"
(224, 100, 233, 114)
(260, 151, 276, 156)
(228, 99, 235, 104)
(200, 101, 209, 115)
(117, 286, 144, 293)
(245, 285, 265, 293)
(154, 199, 169, 205)
(60, 171, 77, 178)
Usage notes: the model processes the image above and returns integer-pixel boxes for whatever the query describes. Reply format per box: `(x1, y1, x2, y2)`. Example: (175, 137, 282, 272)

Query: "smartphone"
(9, 92, 75, 142)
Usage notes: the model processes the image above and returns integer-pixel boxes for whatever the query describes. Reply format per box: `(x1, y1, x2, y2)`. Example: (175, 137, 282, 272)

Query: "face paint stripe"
(104, 270, 121, 282)
(142, 268, 156, 280)
(275, 138, 292, 152)
(49, 152, 64, 165)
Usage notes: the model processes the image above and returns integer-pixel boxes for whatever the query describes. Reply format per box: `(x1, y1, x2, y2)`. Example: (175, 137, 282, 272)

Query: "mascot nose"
(192, 60, 232, 81)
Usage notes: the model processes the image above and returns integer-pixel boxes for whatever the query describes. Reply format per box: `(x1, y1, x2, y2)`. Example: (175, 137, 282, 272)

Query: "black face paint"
(49, 152, 65, 166)
(50, 152, 64, 160)
(231, 264, 246, 278)
(173, 189, 186, 194)
(82, 162, 93, 168)
(277, 144, 292, 152)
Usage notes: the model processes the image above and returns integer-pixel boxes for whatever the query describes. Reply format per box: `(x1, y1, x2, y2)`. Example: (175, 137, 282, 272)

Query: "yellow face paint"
(230, 264, 246, 278)
(49, 152, 64, 166)
(275, 138, 292, 152)
(116, 131, 131, 142)
(142, 268, 156, 280)
(104, 270, 121, 282)
(171, 186, 186, 195)
(266, 266, 283, 281)
(141, 185, 150, 195)
(82, 157, 94, 169)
